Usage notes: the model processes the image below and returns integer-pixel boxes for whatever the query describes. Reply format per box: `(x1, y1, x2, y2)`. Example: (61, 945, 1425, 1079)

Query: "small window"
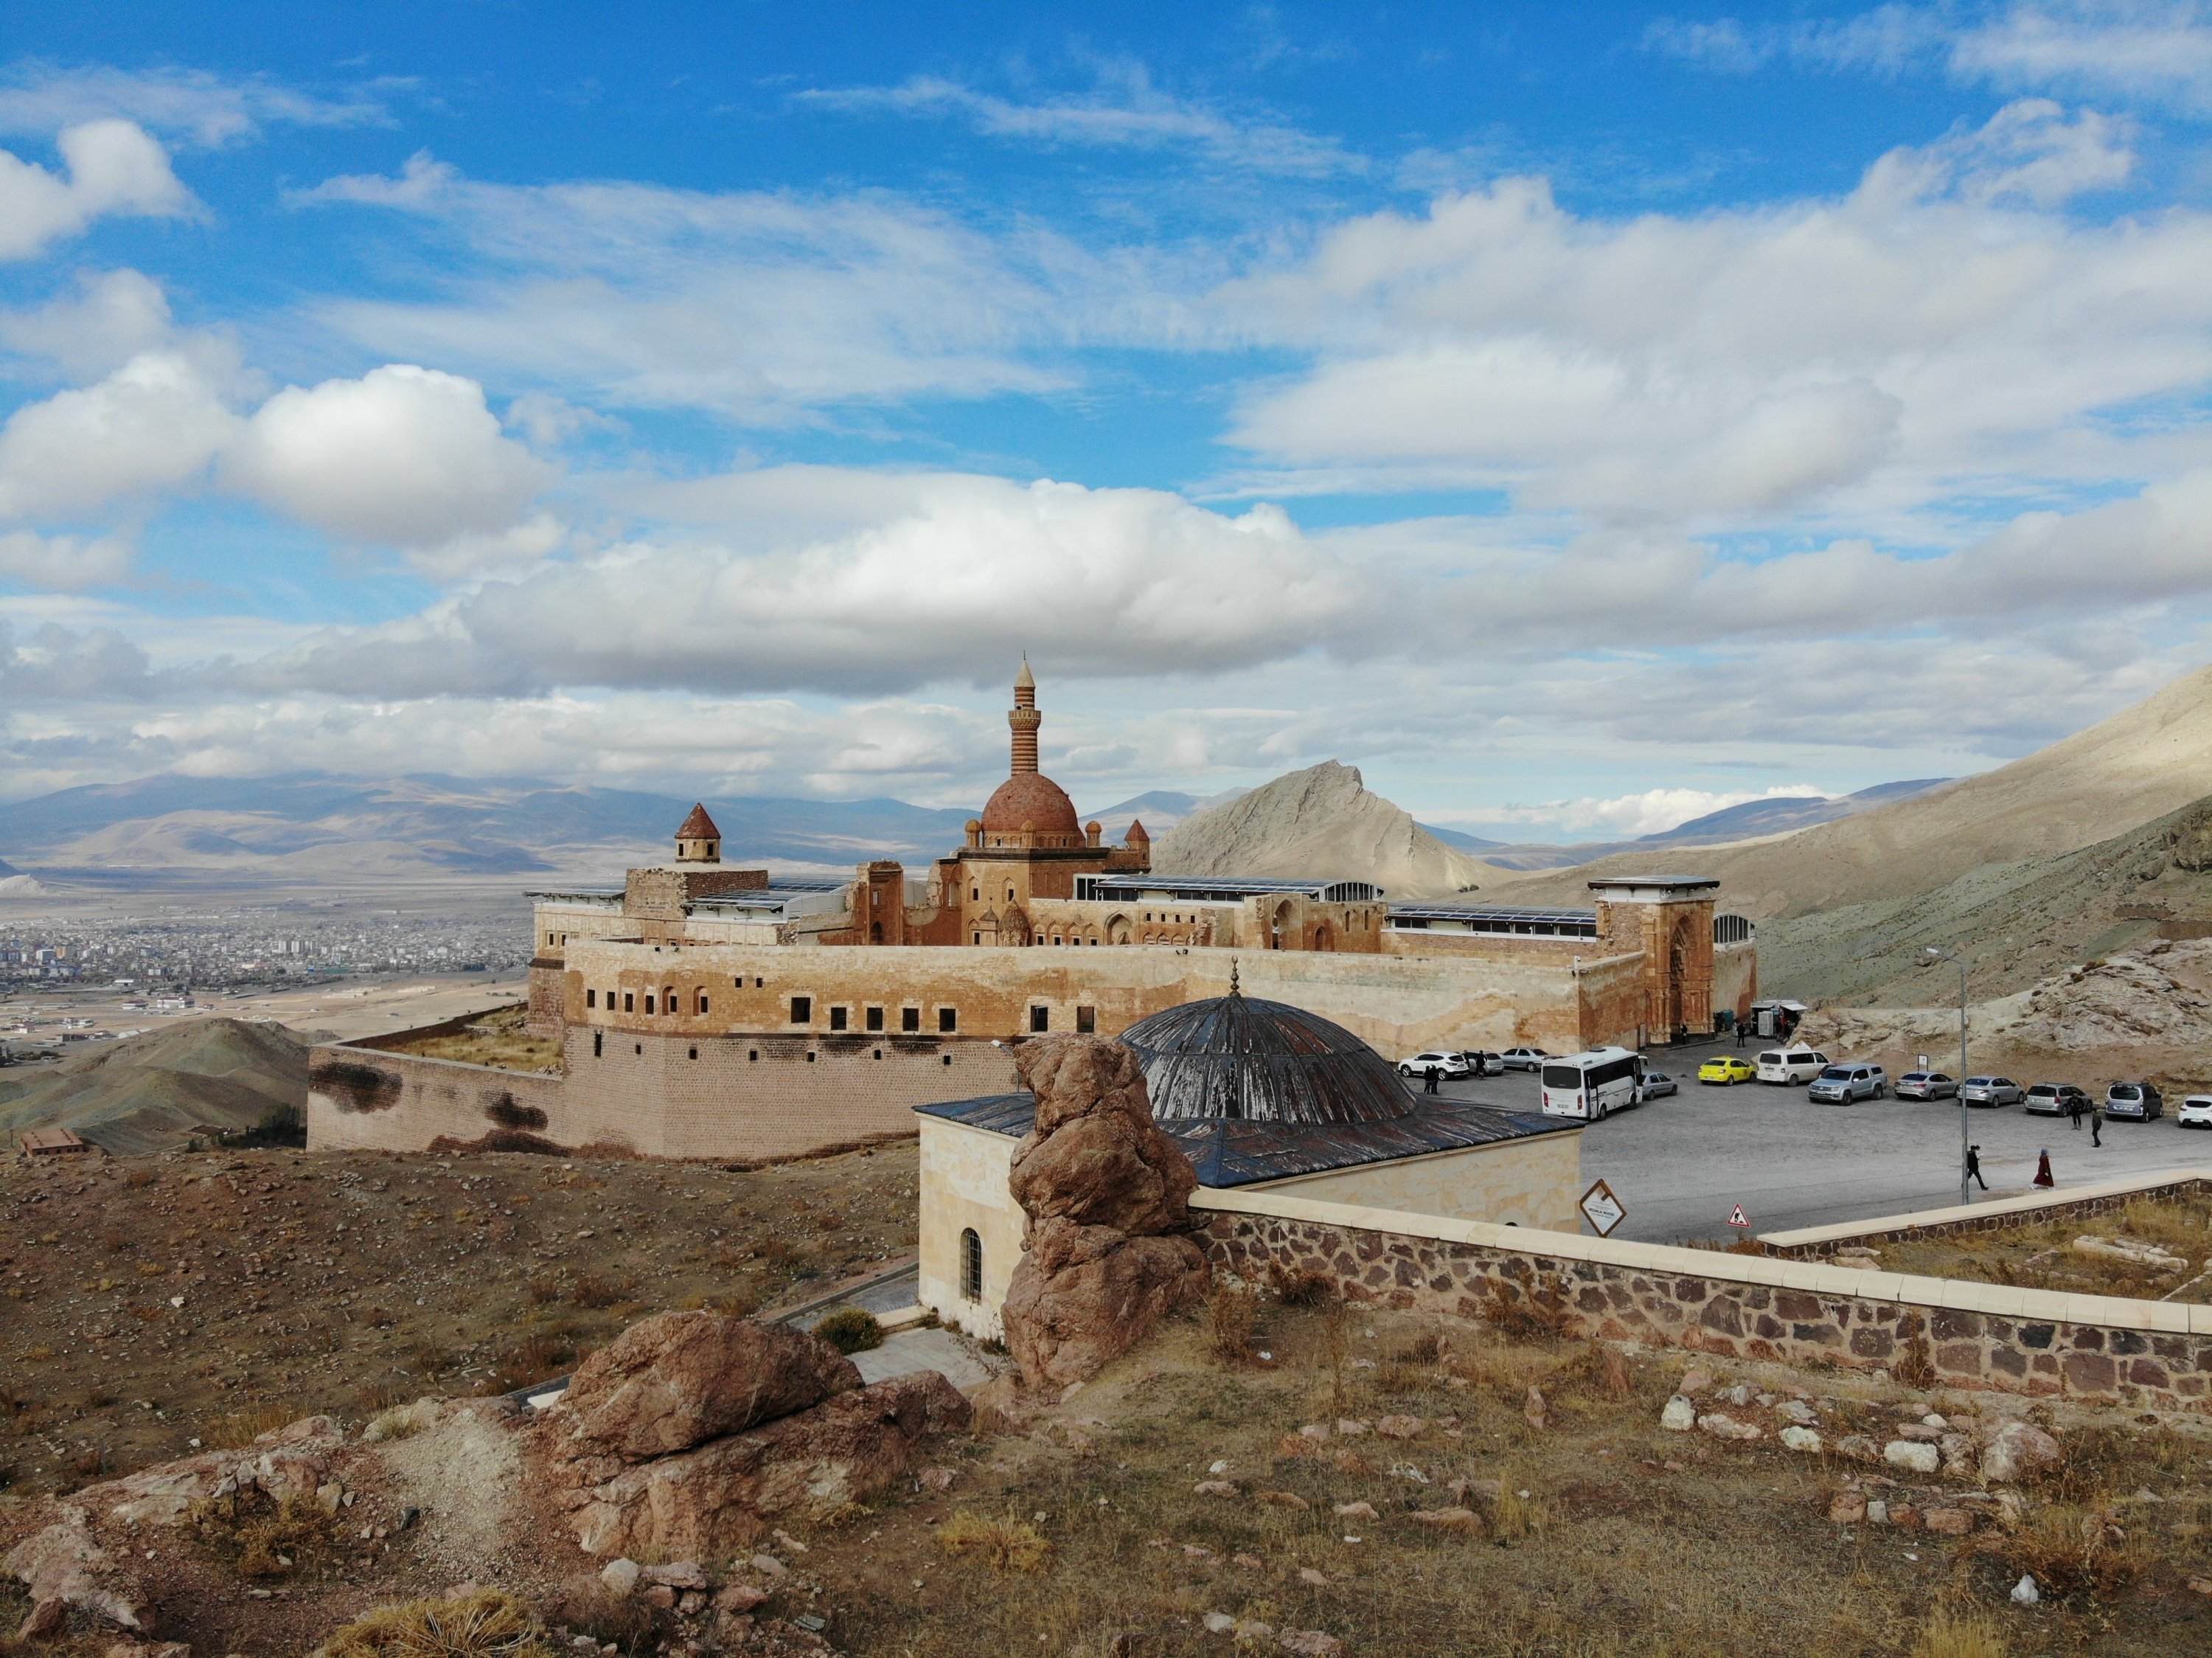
(644, 993, 655, 1014)
(593, 1031, 602, 1057)
(697, 991, 709, 1015)
(748, 1049, 758, 1062)
(901, 1006, 920, 1033)
(585, 988, 597, 1008)
(866, 1005, 884, 1033)
(790, 996, 811, 1024)
(971, 886, 979, 901)
(939, 1007, 957, 1033)
(1029, 1005, 1049, 1033)
(806, 1050, 816, 1064)
(960, 1227, 983, 1300)
(1077, 1005, 1096, 1034)
(972, 932, 981, 945)
(873, 1048, 882, 1060)
(942, 1054, 953, 1066)
(623, 992, 634, 1013)
(633, 1043, 641, 1055)
(830, 1005, 849, 1032)
(688, 1046, 698, 1060)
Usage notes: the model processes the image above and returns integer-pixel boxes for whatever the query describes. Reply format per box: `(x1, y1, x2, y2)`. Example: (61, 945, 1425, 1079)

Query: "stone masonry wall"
(1200, 1196, 2212, 1412)
(1759, 1176, 2212, 1257)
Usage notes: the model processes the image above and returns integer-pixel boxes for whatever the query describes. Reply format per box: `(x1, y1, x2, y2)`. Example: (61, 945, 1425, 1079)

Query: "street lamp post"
(1927, 947, 1969, 1204)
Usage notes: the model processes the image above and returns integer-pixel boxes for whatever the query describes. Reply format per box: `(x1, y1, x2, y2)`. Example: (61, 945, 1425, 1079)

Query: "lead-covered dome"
(1121, 989, 1414, 1126)
(981, 772, 1082, 836)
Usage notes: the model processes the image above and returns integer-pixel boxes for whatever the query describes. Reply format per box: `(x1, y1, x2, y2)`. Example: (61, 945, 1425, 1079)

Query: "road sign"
(1579, 1178, 1627, 1238)
(1727, 1203, 1750, 1229)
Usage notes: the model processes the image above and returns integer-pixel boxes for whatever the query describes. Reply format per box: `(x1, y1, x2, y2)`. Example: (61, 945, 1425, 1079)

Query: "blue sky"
(3, 2, 2212, 839)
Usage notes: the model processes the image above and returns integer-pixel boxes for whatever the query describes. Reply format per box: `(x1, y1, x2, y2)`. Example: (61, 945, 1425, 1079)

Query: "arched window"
(960, 1228, 983, 1300)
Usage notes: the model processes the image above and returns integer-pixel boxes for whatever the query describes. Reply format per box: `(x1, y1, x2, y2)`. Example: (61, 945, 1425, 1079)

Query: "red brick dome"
(981, 772, 1081, 836)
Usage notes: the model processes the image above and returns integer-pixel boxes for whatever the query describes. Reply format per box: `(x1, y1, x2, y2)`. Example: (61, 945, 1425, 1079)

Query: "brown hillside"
(1486, 660, 2212, 918)
(1152, 760, 1488, 898)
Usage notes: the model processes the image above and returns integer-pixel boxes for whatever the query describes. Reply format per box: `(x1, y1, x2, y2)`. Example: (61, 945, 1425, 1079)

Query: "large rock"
(1980, 1420, 2062, 1484)
(550, 1311, 860, 1463)
(5, 1517, 156, 1639)
(1002, 1216, 1211, 1392)
(1000, 1036, 1209, 1391)
(1008, 1038, 1196, 1236)
(560, 1371, 970, 1558)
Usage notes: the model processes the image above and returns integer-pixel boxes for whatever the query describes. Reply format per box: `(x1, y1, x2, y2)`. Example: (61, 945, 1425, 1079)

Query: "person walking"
(2034, 1148, 2055, 1187)
(2068, 1092, 2084, 1131)
(2091, 1100, 2104, 1147)
(1424, 1066, 1441, 1095)
(1966, 1144, 1987, 1191)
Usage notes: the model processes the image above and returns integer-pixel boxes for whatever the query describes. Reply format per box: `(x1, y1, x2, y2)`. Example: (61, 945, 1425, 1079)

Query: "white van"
(1756, 1046, 1827, 1085)
(1540, 1047, 1645, 1120)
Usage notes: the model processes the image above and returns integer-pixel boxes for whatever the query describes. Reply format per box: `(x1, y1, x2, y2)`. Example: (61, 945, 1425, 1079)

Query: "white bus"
(1540, 1047, 1646, 1120)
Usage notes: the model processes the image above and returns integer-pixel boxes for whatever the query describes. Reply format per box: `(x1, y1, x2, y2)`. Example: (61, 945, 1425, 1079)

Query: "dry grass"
(1207, 1283, 1258, 1367)
(385, 1005, 563, 1075)
(938, 1508, 1055, 1573)
(1879, 1190, 2212, 1303)
(1909, 1607, 2006, 1658)
(1990, 1498, 2143, 1601)
(315, 1589, 554, 1658)
(205, 1400, 296, 1449)
(188, 1485, 343, 1581)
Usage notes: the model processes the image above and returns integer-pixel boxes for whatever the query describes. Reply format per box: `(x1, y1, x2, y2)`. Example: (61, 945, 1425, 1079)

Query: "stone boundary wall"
(1193, 1184, 2212, 1410)
(1758, 1172, 2212, 1257)
(308, 1044, 572, 1156)
(346, 1005, 525, 1053)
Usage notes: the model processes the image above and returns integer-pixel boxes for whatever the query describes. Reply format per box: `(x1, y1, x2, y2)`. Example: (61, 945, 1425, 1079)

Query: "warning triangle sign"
(1727, 1204, 1750, 1229)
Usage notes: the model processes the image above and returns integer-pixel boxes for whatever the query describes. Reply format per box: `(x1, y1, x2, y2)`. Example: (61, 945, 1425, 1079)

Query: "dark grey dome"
(1121, 988, 1415, 1126)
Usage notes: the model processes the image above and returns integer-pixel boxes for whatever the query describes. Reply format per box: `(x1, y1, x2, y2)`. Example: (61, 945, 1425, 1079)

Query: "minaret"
(1009, 656, 1040, 775)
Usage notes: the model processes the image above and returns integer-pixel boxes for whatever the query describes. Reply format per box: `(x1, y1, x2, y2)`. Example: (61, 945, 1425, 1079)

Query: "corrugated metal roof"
(1387, 902, 1597, 926)
(914, 1092, 1573, 1186)
(1074, 875, 1384, 902)
(1120, 991, 1414, 1125)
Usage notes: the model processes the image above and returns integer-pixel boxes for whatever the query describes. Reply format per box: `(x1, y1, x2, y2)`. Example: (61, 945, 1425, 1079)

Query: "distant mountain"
(0, 773, 981, 881)
(1084, 788, 1248, 839)
(1636, 780, 1952, 847)
(1152, 762, 1487, 898)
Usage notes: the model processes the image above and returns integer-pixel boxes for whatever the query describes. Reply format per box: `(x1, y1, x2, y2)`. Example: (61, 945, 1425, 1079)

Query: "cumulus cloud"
(0, 119, 193, 260)
(1214, 104, 2212, 521)
(0, 619, 152, 696)
(0, 346, 238, 520)
(223, 364, 556, 553)
(237, 473, 1381, 699)
(1447, 785, 1837, 840)
(0, 268, 175, 377)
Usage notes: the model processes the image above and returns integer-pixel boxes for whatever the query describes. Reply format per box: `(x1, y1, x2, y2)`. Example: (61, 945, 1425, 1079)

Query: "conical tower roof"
(676, 803, 720, 840)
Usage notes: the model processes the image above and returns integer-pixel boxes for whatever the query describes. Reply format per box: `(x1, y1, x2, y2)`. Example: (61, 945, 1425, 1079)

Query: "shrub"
(938, 1508, 1054, 1573)
(544, 1580, 668, 1657)
(567, 1272, 628, 1309)
(1895, 1334, 1938, 1390)
(1267, 1263, 1332, 1306)
(189, 1487, 340, 1581)
(1206, 1283, 1257, 1367)
(1994, 1501, 2140, 1601)
(243, 1103, 307, 1149)
(314, 1589, 554, 1658)
(813, 1307, 884, 1354)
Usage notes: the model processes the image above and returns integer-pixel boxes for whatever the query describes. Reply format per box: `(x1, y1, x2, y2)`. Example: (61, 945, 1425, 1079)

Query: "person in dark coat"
(1424, 1066, 1441, 1095)
(2091, 1102, 2104, 1146)
(2068, 1092, 2083, 1130)
(1966, 1144, 1987, 1191)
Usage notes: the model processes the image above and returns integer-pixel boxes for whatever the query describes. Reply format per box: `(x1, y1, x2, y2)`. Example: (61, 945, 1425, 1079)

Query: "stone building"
(915, 988, 1582, 1339)
(310, 662, 1755, 1161)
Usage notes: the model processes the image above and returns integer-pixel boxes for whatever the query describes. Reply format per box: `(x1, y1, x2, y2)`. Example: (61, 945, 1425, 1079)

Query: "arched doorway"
(1313, 923, 1335, 952)
(1269, 899, 1296, 948)
(1663, 916, 1694, 1037)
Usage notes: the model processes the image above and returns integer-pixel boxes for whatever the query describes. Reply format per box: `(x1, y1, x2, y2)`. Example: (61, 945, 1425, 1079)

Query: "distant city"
(0, 903, 530, 996)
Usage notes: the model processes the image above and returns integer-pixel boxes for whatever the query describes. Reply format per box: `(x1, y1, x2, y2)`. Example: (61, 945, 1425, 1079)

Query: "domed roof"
(1121, 988, 1413, 1127)
(981, 771, 1082, 835)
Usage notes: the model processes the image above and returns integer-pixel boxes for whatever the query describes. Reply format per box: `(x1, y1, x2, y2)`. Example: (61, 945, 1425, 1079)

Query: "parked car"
(1755, 1047, 1828, 1085)
(1895, 1071, 1959, 1100)
(1698, 1055, 1756, 1086)
(1808, 1063, 1888, 1104)
(2105, 1081, 2164, 1122)
(1960, 1075, 2024, 1108)
(2180, 1095, 2212, 1130)
(2024, 1083, 2092, 1117)
(1640, 1069, 1677, 1099)
(1499, 1047, 1548, 1072)
(1461, 1050, 1506, 1077)
(1397, 1050, 1473, 1081)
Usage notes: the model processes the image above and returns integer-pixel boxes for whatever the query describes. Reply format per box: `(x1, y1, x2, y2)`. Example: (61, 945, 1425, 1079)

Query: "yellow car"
(1698, 1055, 1756, 1086)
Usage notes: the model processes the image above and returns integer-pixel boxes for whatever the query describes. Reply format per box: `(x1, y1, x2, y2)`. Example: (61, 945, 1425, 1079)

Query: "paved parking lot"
(1436, 1038, 2212, 1244)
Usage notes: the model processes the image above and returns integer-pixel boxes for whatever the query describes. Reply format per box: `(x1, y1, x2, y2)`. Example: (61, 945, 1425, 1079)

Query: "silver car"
(1960, 1075, 2023, 1107)
(1895, 1071, 1958, 1100)
(2105, 1081, 2163, 1121)
(1808, 1063, 1887, 1104)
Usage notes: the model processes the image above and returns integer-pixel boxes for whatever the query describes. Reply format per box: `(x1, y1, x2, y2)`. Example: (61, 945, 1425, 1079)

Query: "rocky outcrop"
(1001, 1037, 1210, 1391)
(549, 1313, 862, 1462)
(535, 1311, 971, 1558)
(5, 1513, 156, 1640)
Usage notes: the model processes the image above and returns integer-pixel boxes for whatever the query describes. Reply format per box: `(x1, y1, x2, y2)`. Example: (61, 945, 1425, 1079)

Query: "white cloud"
(1214, 104, 2211, 521)
(0, 346, 238, 520)
(0, 530, 133, 591)
(0, 618, 150, 693)
(0, 61, 389, 146)
(0, 268, 175, 377)
(1451, 785, 1836, 839)
(223, 364, 557, 555)
(797, 63, 1366, 176)
(0, 120, 193, 260)
(237, 473, 1382, 699)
